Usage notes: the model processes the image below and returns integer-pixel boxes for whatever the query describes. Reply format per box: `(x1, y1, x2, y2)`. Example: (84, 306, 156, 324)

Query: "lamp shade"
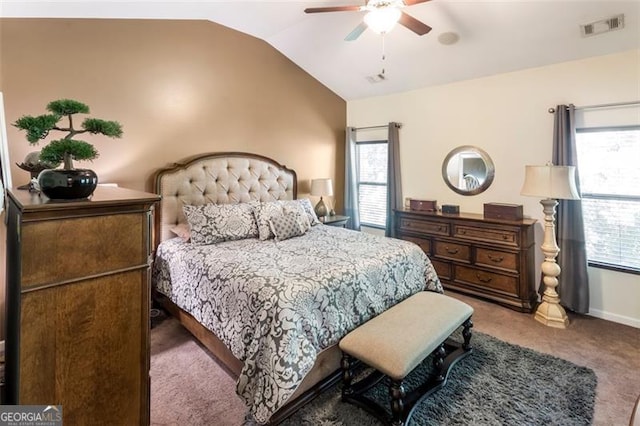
(520, 164, 580, 200)
(364, 7, 401, 34)
(310, 178, 334, 197)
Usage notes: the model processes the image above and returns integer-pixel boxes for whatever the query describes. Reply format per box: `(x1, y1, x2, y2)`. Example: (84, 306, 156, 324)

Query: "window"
(575, 126, 640, 273)
(356, 141, 387, 228)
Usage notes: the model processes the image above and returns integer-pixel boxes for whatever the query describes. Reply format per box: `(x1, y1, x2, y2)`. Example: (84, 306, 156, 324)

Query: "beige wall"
(0, 19, 345, 193)
(0, 18, 346, 338)
(348, 49, 640, 327)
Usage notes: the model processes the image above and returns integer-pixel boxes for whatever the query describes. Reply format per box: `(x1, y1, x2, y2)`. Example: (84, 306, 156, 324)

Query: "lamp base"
(534, 300, 569, 329)
(534, 198, 570, 329)
(314, 198, 328, 218)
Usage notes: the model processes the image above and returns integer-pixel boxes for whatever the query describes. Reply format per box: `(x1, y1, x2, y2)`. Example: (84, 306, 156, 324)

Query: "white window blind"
(575, 126, 640, 272)
(356, 142, 387, 227)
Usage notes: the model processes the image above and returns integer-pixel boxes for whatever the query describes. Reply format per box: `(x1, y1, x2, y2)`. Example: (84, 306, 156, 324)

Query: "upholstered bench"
(339, 292, 474, 426)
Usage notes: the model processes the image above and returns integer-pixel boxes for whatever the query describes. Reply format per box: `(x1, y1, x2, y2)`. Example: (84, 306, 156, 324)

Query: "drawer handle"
(439, 226, 445, 232)
(460, 229, 466, 234)
(476, 273, 492, 283)
(488, 254, 504, 263)
(446, 247, 459, 255)
(502, 234, 509, 240)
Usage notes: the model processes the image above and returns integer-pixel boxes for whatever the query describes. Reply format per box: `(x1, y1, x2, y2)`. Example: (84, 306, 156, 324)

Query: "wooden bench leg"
(390, 379, 406, 426)
(462, 317, 473, 350)
(433, 343, 447, 382)
(341, 352, 354, 401)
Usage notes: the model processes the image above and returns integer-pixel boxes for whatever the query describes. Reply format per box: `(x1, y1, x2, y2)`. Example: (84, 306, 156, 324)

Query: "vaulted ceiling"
(2, 1, 639, 100)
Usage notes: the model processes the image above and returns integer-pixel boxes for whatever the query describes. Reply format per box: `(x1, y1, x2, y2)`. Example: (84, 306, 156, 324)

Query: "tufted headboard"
(153, 152, 297, 244)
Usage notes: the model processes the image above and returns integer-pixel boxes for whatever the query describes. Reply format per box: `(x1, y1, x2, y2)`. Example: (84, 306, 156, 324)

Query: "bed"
(151, 152, 442, 424)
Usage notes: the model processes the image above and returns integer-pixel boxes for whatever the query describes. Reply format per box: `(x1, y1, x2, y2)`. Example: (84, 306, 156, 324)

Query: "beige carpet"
(150, 293, 640, 425)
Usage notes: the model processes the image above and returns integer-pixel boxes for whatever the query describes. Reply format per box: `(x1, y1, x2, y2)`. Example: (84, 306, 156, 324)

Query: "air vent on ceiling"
(580, 14, 624, 37)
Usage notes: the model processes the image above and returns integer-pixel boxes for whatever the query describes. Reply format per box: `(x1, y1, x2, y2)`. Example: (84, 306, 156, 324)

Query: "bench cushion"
(339, 292, 473, 380)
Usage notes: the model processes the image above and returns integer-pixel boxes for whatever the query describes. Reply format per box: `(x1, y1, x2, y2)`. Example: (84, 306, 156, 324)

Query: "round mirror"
(442, 146, 495, 195)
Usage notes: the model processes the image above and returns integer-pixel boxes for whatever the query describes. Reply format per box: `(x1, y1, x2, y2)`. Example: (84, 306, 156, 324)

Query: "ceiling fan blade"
(345, 22, 368, 41)
(402, 0, 432, 5)
(304, 6, 363, 13)
(398, 12, 432, 35)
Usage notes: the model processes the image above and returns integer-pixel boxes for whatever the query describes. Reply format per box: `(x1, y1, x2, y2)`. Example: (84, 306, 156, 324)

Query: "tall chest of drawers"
(395, 209, 537, 312)
(4, 186, 160, 425)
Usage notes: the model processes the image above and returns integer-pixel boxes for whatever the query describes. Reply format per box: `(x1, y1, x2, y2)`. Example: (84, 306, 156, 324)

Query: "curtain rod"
(353, 123, 402, 131)
(355, 125, 388, 131)
(548, 100, 640, 113)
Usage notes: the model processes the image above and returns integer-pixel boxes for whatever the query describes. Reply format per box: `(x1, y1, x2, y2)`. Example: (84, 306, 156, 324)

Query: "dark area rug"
(279, 331, 596, 426)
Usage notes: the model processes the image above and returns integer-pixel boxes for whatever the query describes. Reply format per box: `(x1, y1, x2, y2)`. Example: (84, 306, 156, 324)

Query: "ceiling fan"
(305, 0, 433, 41)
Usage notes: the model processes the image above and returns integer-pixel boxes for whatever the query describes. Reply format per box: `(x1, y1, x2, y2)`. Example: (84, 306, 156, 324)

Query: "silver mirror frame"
(442, 145, 495, 196)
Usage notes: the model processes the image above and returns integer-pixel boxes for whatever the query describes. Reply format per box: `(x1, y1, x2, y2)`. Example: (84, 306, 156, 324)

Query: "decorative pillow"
(283, 199, 320, 226)
(252, 201, 285, 240)
(183, 203, 258, 245)
(268, 211, 309, 241)
(213, 203, 259, 240)
(170, 223, 191, 242)
(253, 199, 319, 240)
(282, 202, 312, 232)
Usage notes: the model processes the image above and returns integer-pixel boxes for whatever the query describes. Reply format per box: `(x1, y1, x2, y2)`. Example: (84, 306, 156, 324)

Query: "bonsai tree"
(13, 99, 122, 170)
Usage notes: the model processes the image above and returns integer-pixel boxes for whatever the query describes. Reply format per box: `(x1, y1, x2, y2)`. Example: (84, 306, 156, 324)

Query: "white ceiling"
(2, 1, 639, 100)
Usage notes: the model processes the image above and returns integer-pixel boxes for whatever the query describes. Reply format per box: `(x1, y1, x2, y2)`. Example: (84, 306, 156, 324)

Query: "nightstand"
(319, 214, 350, 228)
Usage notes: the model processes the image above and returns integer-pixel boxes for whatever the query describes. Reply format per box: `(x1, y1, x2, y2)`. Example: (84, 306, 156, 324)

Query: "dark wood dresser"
(395, 209, 537, 312)
(4, 186, 160, 425)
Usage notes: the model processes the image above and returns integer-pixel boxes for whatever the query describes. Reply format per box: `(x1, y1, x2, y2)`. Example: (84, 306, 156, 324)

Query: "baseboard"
(588, 309, 640, 329)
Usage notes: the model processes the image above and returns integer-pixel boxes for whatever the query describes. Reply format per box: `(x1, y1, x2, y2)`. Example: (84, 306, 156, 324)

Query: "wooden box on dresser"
(395, 209, 537, 312)
(4, 186, 160, 425)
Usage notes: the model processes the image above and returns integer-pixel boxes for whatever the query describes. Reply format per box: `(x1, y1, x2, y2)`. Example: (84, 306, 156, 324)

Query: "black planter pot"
(38, 168, 98, 200)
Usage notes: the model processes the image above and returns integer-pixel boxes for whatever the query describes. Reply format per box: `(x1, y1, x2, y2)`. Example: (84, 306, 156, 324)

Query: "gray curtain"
(552, 105, 590, 313)
(385, 122, 402, 237)
(344, 127, 361, 231)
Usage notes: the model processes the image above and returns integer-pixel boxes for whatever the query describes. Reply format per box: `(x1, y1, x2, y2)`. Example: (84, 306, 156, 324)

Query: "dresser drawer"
(395, 209, 537, 312)
(475, 248, 518, 273)
(453, 225, 518, 246)
(431, 259, 451, 280)
(400, 218, 449, 236)
(454, 265, 518, 295)
(400, 235, 431, 254)
(21, 213, 147, 289)
(433, 240, 470, 262)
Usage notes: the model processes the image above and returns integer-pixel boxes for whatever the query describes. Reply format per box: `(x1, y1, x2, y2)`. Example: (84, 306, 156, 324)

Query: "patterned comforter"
(152, 224, 442, 424)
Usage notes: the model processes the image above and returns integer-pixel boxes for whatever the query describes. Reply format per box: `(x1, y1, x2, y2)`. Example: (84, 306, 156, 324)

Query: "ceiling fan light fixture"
(364, 7, 402, 34)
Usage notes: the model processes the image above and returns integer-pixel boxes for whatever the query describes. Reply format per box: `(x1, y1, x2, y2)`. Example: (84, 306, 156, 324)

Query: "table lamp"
(310, 178, 333, 218)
